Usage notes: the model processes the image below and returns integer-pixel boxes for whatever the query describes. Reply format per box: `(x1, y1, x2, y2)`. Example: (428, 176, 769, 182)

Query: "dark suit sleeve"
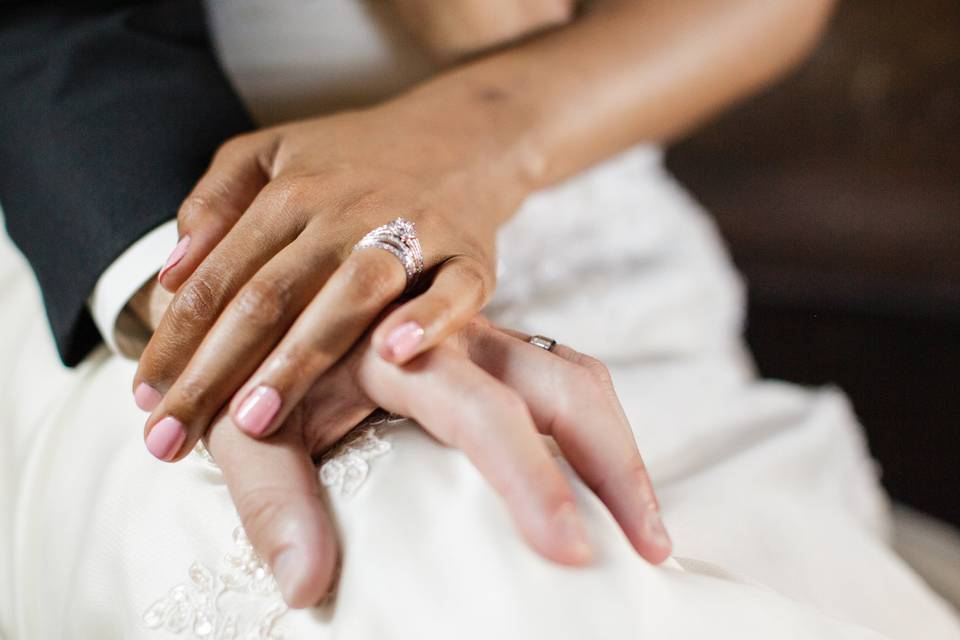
(0, 0, 255, 366)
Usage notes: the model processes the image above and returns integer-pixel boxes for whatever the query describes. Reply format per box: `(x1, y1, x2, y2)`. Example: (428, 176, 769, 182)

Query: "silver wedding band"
(528, 335, 557, 352)
(352, 217, 424, 289)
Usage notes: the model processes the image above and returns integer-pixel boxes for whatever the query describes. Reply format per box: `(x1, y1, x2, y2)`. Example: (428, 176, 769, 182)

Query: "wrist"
(381, 67, 548, 222)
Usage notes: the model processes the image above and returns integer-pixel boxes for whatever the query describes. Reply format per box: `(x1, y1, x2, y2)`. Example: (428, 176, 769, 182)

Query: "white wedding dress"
(1, 2, 958, 639)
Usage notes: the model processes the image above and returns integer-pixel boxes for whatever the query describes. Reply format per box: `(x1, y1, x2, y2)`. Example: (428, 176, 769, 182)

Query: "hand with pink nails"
(132, 96, 521, 465)
(193, 316, 671, 608)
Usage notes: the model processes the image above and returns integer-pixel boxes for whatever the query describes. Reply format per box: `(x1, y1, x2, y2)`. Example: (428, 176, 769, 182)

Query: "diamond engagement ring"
(528, 335, 557, 352)
(352, 217, 424, 289)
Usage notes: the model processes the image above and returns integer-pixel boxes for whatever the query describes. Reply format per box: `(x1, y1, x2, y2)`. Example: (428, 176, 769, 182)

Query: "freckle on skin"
(477, 86, 509, 103)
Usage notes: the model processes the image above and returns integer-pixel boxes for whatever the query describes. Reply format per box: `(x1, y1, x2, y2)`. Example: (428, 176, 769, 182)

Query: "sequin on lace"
(142, 527, 287, 639)
(318, 419, 394, 497)
(144, 423, 395, 637)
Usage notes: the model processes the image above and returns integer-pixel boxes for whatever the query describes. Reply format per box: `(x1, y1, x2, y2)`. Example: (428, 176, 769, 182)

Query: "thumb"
(206, 410, 339, 608)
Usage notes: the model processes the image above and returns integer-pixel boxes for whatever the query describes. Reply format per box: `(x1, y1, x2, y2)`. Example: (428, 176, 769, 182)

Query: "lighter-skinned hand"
(201, 317, 671, 608)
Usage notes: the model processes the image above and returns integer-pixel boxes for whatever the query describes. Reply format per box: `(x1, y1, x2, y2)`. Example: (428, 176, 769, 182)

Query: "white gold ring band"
(528, 335, 557, 352)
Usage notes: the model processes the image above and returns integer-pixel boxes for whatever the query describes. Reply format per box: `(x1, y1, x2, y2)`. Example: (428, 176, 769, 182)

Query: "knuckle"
(502, 460, 571, 513)
(594, 456, 648, 499)
(425, 297, 457, 328)
(622, 455, 650, 487)
(172, 376, 209, 417)
(264, 175, 311, 211)
(339, 189, 383, 218)
(541, 475, 576, 511)
(233, 278, 291, 329)
(138, 344, 179, 386)
(344, 257, 405, 303)
(216, 133, 250, 157)
(577, 355, 614, 390)
(555, 355, 613, 412)
(178, 194, 216, 227)
(498, 387, 529, 418)
(235, 487, 289, 544)
(267, 346, 327, 393)
(170, 276, 222, 326)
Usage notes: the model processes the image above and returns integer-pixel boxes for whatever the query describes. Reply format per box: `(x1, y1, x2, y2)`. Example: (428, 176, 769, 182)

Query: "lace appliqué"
(142, 527, 287, 639)
(194, 421, 395, 497)
(144, 422, 396, 637)
(319, 417, 396, 497)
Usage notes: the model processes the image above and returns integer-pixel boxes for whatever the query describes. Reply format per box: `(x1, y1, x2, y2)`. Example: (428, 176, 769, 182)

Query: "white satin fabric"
(2, 1, 959, 638)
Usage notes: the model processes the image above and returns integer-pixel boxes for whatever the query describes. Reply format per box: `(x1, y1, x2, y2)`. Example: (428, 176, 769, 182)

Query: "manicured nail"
(383, 321, 424, 361)
(236, 385, 282, 436)
(146, 416, 186, 461)
(158, 235, 191, 282)
(134, 383, 162, 412)
(644, 507, 672, 553)
(554, 502, 593, 562)
(273, 546, 310, 607)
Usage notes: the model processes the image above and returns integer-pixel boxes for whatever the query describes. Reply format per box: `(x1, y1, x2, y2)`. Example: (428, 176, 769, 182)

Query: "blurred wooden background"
(667, 0, 960, 526)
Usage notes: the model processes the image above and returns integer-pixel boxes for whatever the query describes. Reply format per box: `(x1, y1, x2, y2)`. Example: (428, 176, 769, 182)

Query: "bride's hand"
(204, 317, 671, 608)
(133, 96, 532, 462)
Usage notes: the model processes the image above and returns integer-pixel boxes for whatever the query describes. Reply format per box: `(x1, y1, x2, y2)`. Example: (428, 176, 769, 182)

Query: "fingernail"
(644, 507, 672, 553)
(273, 546, 310, 607)
(146, 416, 186, 461)
(158, 235, 191, 282)
(555, 502, 593, 562)
(383, 321, 424, 361)
(236, 385, 282, 436)
(134, 383, 162, 412)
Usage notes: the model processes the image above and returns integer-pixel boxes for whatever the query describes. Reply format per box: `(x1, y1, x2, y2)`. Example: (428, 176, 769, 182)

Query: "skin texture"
(135, 0, 836, 458)
(136, 107, 519, 457)
(129, 0, 837, 605)
(133, 288, 670, 607)
(388, 0, 577, 62)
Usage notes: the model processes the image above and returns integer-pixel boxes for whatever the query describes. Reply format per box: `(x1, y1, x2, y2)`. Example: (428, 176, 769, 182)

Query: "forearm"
(389, 0, 835, 195)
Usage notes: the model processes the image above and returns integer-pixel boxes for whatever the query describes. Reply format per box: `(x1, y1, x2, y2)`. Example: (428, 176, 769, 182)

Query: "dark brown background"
(667, 0, 960, 526)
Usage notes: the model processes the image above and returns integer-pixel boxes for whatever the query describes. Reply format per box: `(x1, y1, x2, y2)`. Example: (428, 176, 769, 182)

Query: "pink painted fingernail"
(236, 385, 282, 436)
(383, 321, 424, 362)
(158, 235, 191, 282)
(146, 416, 186, 461)
(644, 507, 672, 554)
(555, 502, 593, 562)
(134, 382, 162, 412)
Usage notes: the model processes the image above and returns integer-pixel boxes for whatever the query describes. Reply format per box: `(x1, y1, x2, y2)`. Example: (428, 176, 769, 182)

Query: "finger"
(141, 231, 340, 460)
(205, 410, 339, 608)
(353, 343, 594, 566)
(471, 326, 672, 563)
(133, 178, 309, 409)
(226, 247, 407, 440)
(371, 254, 493, 364)
(159, 133, 275, 291)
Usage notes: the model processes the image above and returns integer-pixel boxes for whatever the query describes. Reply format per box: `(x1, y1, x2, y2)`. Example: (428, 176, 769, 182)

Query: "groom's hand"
(203, 318, 671, 609)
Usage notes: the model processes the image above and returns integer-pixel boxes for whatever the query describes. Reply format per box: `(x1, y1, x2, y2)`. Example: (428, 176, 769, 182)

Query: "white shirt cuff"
(88, 220, 178, 359)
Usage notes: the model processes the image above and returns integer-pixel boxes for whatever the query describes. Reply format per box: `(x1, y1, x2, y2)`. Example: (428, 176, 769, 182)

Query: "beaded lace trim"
(320, 415, 395, 497)
(144, 423, 393, 638)
(142, 527, 286, 639)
